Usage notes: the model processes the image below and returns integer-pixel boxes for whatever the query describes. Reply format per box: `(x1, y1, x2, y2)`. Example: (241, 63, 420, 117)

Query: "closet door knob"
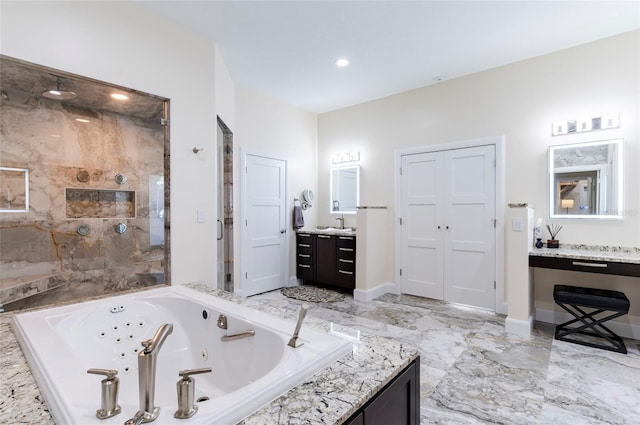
(280, 229, 286, 234)
(437, 226, 441, 229)
(446, 226, 450, 230)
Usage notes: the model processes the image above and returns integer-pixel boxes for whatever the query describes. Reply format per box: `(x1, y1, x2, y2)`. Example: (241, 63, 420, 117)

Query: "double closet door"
(400, 145, 496, 310)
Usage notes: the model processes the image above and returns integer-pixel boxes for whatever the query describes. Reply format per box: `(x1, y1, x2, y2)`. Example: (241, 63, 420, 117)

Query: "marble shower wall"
(0, 88, 167, 311)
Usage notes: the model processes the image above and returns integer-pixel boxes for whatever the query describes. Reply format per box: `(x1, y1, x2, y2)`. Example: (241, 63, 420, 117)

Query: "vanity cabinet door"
(335, 235, 356, 289)
(296, 233, 314, 281)
(342, 358, 419, 425)
(314, 234, 336, 284)
(363, 361, 418, 425)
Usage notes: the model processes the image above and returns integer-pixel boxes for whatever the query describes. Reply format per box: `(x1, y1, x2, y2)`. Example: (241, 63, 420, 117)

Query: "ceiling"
(138, 1, 639, 114)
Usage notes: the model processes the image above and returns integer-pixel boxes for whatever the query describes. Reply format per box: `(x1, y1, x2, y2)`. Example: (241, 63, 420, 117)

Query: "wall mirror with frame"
(549, 139, 623, 219)
(330, 165, 359, 214)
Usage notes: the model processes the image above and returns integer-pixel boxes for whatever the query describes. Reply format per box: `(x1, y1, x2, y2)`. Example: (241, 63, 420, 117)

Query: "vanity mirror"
(330, 165, 359, 214)
(549, 139, 623, 219)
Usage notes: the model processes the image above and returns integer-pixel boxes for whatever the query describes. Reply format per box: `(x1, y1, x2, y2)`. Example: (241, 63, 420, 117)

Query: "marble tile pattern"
(530, 245, 640, 264)
(0, 87, 167, 310)
(553, 144, 609, 168)
(2, 282, 639, 424)
(244, 290, 640, 425)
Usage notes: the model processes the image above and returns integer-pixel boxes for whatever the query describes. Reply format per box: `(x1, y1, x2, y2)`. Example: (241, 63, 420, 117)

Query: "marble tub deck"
(249, 289, 640, 425)
(2, 286, 639, 424)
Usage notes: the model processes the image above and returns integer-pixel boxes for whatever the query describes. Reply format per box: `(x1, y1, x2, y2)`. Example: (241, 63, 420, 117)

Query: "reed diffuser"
(546, 224, 562, 248)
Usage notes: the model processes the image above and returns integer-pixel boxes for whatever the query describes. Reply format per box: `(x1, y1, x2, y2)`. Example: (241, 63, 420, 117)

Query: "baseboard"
(535, 308, 640, 340)
(496, 301, 508, 316)
(353, 282, 399, 302)
(505, 315, 534, 337)
(287, 277, 301, 287)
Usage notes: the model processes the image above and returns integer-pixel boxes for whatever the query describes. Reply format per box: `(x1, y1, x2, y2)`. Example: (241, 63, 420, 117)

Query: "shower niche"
(0, 55, 170, 312)
(65, 188, 136, 218)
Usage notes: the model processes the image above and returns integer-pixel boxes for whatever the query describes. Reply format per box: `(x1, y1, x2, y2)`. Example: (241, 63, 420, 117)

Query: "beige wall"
(233, 85, 318, 292)
(318, 31, 639, 321)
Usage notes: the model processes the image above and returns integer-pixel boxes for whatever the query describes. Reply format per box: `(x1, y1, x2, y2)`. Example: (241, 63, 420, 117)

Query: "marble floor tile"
(251, 287, 640, 424)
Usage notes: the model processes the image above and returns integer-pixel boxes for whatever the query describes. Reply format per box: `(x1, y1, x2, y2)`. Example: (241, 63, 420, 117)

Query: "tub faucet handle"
(86, 368, 122, 419)
(179, 368, 213, 380)
(175, 368, 212, 419)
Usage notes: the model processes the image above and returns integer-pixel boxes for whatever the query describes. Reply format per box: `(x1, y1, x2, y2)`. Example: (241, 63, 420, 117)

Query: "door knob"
(280, 229, 286, 234)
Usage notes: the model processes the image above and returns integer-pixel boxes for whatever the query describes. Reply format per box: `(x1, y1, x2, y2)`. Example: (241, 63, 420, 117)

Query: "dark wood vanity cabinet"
(296, 233, 314, 281)
(343, 358, 420, 425)
(335, 235, 356, 288)
(315, 234, 337, 284)
(296, 232, 356, 289)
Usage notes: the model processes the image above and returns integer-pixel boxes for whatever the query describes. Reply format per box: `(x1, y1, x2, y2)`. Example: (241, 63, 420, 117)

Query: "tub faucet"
(125, 323, 173, 425)
(287, 304, 309, 348)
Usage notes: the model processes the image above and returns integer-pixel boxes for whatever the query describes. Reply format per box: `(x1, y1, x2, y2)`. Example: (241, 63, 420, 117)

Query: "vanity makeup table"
(529, 246, 640, 277)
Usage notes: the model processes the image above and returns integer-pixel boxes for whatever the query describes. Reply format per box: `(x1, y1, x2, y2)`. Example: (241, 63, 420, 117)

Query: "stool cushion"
(554, 285, 630, 312)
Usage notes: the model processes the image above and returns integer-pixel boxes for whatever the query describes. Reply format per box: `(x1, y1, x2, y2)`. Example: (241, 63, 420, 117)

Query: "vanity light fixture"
(335, 58, 350, 67)
(110, 93, 129, 101)
(552, 113, 619, 136)
(331, 151, 360, 165)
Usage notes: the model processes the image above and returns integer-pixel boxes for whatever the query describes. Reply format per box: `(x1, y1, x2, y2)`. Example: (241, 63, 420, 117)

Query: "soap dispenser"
(174, 368, 212, 419)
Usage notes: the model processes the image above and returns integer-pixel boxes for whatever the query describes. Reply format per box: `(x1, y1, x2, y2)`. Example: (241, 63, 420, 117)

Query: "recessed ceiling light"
(335, 58, 350, 67)
(110, 93, 129, 101)
(75, 118, 90, 123)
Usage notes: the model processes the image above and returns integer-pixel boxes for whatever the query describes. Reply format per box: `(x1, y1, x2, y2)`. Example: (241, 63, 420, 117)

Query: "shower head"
(42, 76, 77, 100)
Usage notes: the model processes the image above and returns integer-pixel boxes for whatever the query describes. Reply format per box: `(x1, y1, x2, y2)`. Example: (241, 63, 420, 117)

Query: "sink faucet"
(335, 214, 345, 229)
(125, 323, 173, 425)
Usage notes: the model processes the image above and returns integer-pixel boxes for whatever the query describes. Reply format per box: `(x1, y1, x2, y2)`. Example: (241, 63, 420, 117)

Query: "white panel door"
(244, 154, 287, 296)
(399, 144, 496, 310)
(400, 152, 444, 300)
(443, 146, 496, 309)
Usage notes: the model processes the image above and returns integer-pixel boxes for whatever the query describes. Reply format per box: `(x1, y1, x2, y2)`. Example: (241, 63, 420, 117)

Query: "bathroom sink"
(316, 227, 353, 233)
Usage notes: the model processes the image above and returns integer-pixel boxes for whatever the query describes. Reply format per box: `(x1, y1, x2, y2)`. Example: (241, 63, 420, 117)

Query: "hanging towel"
(293, 204, 305, 229)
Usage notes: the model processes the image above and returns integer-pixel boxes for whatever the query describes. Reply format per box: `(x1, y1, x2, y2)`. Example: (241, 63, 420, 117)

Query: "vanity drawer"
(335, 268, 355, 289)
(297, 244, 313, 256)
(337, 257, 355, 272)
(297, 252, 313, 265)
(297, 263, 314, 281)
(336, 235, 356, 248)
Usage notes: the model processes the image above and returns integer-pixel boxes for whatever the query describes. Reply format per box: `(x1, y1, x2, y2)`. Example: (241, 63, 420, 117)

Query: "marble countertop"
(297, 228, 356, 236)
(0, 283, 417, 425)
(529, 244, 640, 264)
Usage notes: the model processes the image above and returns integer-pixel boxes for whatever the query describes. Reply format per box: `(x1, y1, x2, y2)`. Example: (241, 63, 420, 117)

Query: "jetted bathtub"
(12, 285, 353, 424)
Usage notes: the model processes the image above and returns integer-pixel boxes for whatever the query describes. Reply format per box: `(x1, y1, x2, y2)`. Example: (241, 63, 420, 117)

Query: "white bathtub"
(12, 285, 353, 425)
